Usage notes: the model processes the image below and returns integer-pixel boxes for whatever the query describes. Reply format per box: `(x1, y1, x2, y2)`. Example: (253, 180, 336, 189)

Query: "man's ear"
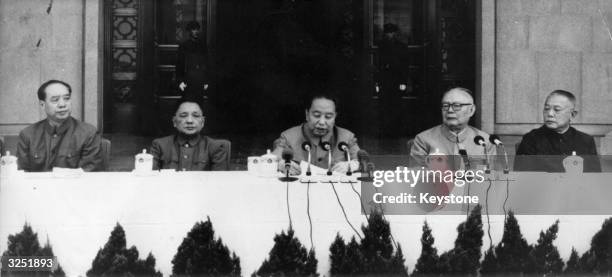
(570, 109, 578, 119)
(304, 109, 309, 121)
(39, 100, 45, 109)
(469, 104, 476, 117)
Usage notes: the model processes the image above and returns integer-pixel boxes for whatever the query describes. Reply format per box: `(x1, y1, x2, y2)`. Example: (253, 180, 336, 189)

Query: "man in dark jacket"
(176, 21, 209, 96)
(514, 90, 601, 172)
(150, 96, 230, 171)
(17, 80, 103, 172)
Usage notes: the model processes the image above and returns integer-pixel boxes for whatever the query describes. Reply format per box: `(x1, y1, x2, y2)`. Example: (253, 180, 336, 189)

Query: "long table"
(1, 171, 610, 276)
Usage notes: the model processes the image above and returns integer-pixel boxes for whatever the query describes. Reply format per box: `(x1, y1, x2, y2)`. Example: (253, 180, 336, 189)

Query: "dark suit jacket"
(272, 124, 359, 168)
(16, 117, 102, 172)
(150, 134, 230, 171)
(514, 125, 601, 172)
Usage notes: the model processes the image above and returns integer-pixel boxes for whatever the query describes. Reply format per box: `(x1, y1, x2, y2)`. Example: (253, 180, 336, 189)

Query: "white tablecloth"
(0, 171, 610, 276)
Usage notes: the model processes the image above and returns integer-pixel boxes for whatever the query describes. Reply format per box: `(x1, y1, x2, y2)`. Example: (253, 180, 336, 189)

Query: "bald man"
(410, 87, 495, 168)
(514, 90, 601, 172)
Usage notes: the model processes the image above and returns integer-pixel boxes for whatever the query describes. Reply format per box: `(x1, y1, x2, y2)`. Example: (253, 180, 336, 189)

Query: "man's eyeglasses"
(441, 103, 472, 111)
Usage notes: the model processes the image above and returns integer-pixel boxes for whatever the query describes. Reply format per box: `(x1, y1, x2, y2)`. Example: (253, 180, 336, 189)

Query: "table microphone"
(458, 149, 471, 170)
(302, 142, 312, 176)
(357, 150, 369, 173)
(321, 141, 332, 176)
(279, 149, 298, 182)
(489, 134, 509, 174)
(474, 135, 490, 173)
(338, 142, 352, 176)
(357, 150, 373, 182)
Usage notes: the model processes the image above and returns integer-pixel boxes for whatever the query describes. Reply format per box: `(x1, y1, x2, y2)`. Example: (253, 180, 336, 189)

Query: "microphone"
(302, 142, 312, 176)
(458, 149, 471, 170)
(488, 135, 502, 146)
(279, 149, 298, 182)
(473, 136, 485, 146)
(363, 162, 376, 182)
(321, 141, 333, 176)
(489, 134, 509, 174)
(357, 150, 373, 182)
(337, 142, 352, 176)
(473, 135, 490, 173)
(357, 150, 369, 173)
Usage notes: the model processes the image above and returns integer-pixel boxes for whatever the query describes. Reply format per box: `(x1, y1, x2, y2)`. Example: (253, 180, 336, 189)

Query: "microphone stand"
(306, 148, 312, 176)
(481, 144, 491, 174)
(321, 142, 332, 176)
(498, 144, 510, 174)
(327, 150, 333, 176)
(279, 160, 298, 182)
(343, 147, 352, 176)
(357, 164, 374, 182)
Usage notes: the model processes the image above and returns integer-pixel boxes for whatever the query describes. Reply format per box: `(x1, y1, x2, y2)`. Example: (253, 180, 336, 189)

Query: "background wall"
(0, 0, 101, 136)
(494, 0, 612, 137)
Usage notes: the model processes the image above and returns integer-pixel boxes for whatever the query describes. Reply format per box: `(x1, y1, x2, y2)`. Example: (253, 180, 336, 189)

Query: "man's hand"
(278, 160, 301, 176)
(331, 160, 360, 174)
(179, 82, 187, 91)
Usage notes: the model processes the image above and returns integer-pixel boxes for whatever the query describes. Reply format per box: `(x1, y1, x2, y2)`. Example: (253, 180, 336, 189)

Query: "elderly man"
(514, 90, 601, 172)
(17, 80, 103, 172)
(150, 96, 230, 171)
(273, 94, 360, 175)
(410, 87, 495, 168)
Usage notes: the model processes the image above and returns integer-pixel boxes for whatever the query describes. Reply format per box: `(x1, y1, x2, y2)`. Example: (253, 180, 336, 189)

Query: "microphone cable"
(306, 180, 314, 249)
(348, 180, 369, 221)
(286, 180, 293, 229)
(329, 181, 362, 240)
(485, 178, 493, 249)
(465, 182, 472, 219)
(503, 178, 510, 222)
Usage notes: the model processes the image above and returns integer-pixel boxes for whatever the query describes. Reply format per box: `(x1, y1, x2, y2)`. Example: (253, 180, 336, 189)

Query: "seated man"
(17, 80, 103, 172)
(410, 87, 495, 168)
(150, 97, 230, 171)
(273, 94, 360, 175)
(514, 90, 601, 172)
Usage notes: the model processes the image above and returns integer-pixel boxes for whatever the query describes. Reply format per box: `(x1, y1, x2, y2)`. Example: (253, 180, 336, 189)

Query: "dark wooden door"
(147, 0, 216, 135)
(104, 0, 215, 136)
(363, 0, 476, 137)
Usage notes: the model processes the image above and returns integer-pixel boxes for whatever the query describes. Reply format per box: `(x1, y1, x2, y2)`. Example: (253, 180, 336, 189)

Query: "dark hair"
(548, 89, 576, 105)
(173, 95, 204, 115)
(185, 21, 201, 31)
(37, 80, 72, 101)
(304, 93, 339, 111)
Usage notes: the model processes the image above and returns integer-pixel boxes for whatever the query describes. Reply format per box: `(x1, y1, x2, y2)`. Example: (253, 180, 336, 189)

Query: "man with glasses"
(150, 96, 230, 171)
(409, 87, 495, 168)
(514, 90, 601, 172)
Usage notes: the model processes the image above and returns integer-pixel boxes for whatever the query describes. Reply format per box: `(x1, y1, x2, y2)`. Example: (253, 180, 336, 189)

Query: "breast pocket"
(194, 160, 209, 171)
(28, 150, 46, 170)
(57, 150, 80, 169)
